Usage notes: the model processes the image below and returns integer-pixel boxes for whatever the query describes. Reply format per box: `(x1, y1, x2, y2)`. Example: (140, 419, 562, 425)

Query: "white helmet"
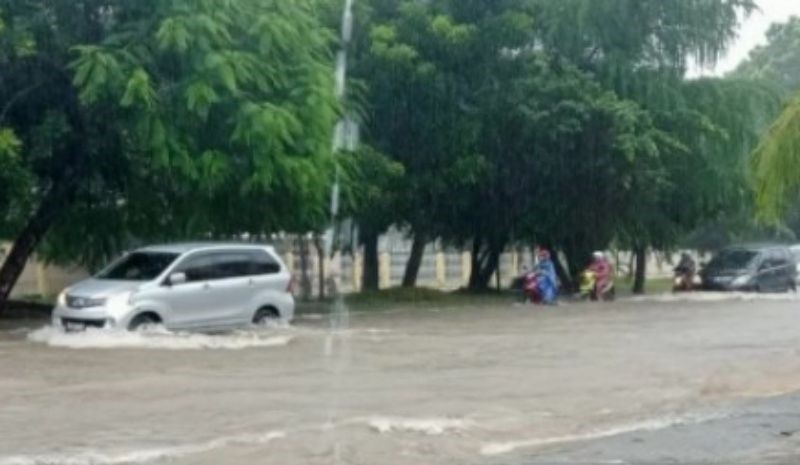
(593, 251, 605, 260)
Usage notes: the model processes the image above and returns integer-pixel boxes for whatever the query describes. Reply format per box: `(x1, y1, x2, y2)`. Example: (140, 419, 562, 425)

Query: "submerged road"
(1, 294, 800, 464)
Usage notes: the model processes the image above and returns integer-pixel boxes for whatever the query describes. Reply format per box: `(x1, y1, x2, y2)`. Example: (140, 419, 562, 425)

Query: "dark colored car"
(701, 245, 797, 293)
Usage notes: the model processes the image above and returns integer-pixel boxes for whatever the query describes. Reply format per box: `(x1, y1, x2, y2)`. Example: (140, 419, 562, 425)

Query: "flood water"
(2, 295, 800, 464)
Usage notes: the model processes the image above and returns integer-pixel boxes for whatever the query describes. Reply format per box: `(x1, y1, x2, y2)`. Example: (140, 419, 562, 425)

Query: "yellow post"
(353, 252, 362, 292)
(462, 252, 471, 286)
(436, 252, 446, 289)
(36, 262, 49, 298)
(379, 252, 391, 289)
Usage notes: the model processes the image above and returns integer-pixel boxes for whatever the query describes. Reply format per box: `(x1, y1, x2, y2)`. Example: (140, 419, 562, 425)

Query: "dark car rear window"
(708, 250, 757, 270)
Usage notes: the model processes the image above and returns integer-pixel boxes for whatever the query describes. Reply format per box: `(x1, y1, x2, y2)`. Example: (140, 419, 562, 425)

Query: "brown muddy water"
(2, 293, 800, 465)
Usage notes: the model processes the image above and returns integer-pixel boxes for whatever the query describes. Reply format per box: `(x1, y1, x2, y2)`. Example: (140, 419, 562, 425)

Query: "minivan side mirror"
(166, 272, 187, 286)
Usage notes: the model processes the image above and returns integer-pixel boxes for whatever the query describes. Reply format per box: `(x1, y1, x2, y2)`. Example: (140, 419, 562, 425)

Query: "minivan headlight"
(732, 275, 751, 287)
(106, 291, 134, 314)
(66, 295, 107, 309)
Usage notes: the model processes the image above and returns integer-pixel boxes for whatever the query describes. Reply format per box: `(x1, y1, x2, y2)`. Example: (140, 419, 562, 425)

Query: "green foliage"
(0, 127, 32, 238)
(532, 0, 755, 73)
(339, 146, 405, 234)
(347, 0, 765, 286)
(740, 16, 800, 223)
(735, 16, 800, 96)
(752, 94, 800, 221)
(1, 0, 339, 270)
(0, 0, 783, 288)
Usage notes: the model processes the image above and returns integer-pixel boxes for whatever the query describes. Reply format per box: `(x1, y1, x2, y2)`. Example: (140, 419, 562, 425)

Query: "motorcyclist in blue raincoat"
(535, 249, 559, 305)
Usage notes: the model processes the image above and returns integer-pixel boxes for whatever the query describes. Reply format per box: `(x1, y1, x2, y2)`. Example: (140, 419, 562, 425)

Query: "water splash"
(0, 431, 285, 465)
(27, 326, 294, 351)
(366, 417, 472, 435)
(480, 412, 727, 456)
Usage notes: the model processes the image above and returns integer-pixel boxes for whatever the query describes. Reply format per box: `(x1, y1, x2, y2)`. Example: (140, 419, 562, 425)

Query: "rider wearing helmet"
(589, 251, 614, 300)
(535, 248, 559, 305)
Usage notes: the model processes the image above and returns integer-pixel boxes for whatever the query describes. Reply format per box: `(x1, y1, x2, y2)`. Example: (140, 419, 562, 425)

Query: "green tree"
(752, 94, 800, 220)
(738, 16, 800, 227)
(736, 16, 800, 96)
(339, 146, 404, 291)
(530, 0, 764, 293)
(350, 0, 487, 287)
(0, 0, 337, 308)
(342, 0, 763, 292)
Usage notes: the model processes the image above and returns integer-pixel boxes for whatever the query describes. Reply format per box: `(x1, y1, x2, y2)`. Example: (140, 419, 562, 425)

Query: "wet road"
(2, 295, 800, 464)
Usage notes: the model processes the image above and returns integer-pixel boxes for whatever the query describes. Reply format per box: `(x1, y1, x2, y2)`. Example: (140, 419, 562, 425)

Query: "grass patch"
(297, 286, 514, 314)
(16, 294, 56, 305)
(297, 278, 675, 316)
(346, 286, 512, 308)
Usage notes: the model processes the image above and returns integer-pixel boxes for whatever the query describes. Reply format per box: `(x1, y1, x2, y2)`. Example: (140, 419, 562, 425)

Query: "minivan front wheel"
(128, 313, 162, 332)
(252, 307, 281, 327)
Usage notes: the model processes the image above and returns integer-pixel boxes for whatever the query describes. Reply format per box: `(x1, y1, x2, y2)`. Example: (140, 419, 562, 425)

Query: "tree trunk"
(402, 233, 426, 288)
(298, 237, 312, 301)
(0, 174, 79, 310)
(562, 243, 591, 292)
(627, 253, 636, 279)
(361, 230, 380, 292)
(468, 238, 484, 290)
(633, 246, 647, 295)
(314, 234, 325, 300)
(0, 85, 86, 312)
(468, 237, 503, 291)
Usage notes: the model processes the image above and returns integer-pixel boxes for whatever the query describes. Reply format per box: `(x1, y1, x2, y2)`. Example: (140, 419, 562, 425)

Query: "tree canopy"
(737, 15, 800, 223)
(348, 0, 766, 291)
(736, 16, 800, 96)
(0, 0, 790, 301)
(0, 0, 339, 302)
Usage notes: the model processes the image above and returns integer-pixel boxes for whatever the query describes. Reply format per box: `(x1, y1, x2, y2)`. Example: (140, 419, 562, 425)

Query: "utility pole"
(324, 0, 358, 291)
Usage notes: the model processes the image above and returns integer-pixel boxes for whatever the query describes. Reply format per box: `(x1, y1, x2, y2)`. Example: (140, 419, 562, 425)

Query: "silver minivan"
(52, 243, 295, 331)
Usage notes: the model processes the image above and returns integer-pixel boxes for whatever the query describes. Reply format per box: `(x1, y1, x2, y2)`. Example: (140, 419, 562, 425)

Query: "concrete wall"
(0, 244, 89, 300)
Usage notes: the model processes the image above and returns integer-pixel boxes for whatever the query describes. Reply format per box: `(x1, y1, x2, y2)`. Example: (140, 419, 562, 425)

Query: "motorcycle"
(672, 268, 701, 292)
(579, 270, 596, 300)
(580, 270, 615, 301)
(522, 271, 544, 304)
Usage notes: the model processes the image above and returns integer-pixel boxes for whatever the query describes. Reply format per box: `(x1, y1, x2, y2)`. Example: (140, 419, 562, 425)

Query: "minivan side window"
(175, 252, 251, 282)
(212, 253, 253, 279)
(249, 250, 281, 275)
(176, 254, 219, 282)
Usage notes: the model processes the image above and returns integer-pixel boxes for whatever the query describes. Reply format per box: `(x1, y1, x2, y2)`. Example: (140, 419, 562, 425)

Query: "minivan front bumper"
(52, 305, 125, 331)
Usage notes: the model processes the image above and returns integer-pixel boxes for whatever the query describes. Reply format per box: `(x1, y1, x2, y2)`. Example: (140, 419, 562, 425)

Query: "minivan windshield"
(97, 252, 179, 281)
(709, 249, 758, 270)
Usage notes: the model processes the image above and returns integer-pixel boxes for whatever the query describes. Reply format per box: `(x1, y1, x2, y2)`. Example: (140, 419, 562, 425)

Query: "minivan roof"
(136, 242, 276, 254)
